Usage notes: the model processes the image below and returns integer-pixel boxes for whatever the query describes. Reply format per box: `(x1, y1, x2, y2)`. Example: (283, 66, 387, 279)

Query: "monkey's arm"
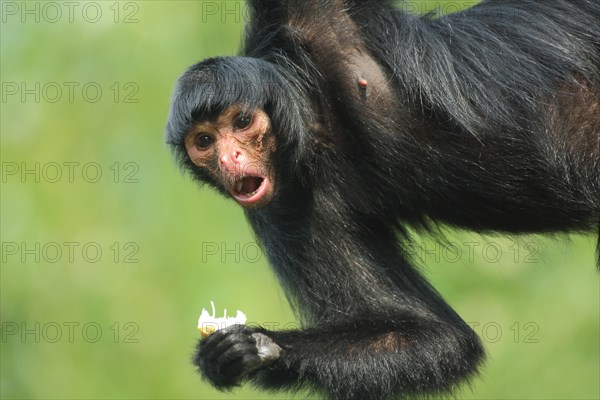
(195, 308, 483, 400)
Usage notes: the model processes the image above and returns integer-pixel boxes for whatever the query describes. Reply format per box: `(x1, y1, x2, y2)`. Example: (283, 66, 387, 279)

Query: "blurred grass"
(0, 1, 598, 399)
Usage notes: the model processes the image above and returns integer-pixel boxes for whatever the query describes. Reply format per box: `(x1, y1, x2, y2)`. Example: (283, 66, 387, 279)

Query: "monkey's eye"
(233, 113, 252, 130)
(194, 134, 214, 149)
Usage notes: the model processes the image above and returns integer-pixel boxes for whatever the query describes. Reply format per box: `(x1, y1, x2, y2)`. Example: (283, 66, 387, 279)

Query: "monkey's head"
(166, 57, 310, 209)
(184, 104, 276, 209)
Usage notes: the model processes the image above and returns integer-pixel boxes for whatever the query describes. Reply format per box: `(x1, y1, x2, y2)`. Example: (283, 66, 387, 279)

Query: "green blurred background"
(1, 1, 598, 399)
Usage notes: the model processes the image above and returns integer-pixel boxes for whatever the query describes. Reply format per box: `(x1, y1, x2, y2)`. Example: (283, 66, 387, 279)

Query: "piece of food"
(197, 301, 247, 337)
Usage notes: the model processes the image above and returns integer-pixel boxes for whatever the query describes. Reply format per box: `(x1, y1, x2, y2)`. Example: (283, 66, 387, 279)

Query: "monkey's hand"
(193, 325, 281, 389)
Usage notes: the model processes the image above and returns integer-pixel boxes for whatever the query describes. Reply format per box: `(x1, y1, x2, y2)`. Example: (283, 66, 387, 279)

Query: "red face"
(185, 106, 276, 209)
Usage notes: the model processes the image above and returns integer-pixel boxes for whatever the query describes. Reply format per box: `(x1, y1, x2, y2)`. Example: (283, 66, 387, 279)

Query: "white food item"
(197, 301, 247, 337)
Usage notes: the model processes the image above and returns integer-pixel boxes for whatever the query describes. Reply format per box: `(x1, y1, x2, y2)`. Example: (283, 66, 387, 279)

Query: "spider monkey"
(166, 1, 600, 399)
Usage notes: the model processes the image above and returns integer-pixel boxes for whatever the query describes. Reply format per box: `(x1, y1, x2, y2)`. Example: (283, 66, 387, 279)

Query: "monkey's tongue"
(235, 177, 263, 196)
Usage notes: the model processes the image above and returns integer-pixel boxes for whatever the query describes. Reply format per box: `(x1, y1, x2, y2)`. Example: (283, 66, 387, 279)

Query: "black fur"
(166, 1, 600, 399)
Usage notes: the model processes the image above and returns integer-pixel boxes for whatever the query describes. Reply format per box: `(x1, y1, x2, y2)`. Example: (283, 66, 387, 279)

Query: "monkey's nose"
(220, 150, 244, 171)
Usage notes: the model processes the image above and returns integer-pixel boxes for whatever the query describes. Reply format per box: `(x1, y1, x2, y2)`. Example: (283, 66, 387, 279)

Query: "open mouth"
(229, 175, 270, 206)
